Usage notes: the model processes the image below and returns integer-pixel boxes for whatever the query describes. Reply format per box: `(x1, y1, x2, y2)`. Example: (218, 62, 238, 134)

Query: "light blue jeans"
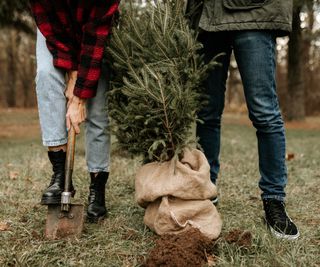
(196, 30, 287, 201)
(35, 30, 110, 173)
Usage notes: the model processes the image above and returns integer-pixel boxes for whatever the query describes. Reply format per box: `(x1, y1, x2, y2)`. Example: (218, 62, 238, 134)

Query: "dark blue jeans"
(196, 30, 287, 201)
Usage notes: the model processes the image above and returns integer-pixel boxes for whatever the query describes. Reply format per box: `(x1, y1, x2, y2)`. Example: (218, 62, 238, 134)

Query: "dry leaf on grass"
(285, 153, 295, 161)
(0, 222, 10, 231)
(225, 229, 252, 248)
(206, 255, 217, 266)
(9, 171, 19, 180)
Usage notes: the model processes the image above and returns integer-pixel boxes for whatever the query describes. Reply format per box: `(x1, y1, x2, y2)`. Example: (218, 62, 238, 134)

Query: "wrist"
(68, 70, 78, 81)
(72, 95, 86, 105)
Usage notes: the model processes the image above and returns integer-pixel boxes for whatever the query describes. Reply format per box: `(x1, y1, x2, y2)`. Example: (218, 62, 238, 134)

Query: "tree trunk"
(287, 3, 305, 121)
(304, 0, 315, 115)
(20, 40, 36, 107)
(5, 30, 17, 107)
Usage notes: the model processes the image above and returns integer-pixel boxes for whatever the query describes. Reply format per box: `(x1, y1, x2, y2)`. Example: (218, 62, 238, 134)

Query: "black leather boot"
(41, 150, 75, 205)
(87, 172, 109, 222)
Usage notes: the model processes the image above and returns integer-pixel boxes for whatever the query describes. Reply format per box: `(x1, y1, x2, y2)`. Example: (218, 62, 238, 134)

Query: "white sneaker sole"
(269, 225, 300, 240)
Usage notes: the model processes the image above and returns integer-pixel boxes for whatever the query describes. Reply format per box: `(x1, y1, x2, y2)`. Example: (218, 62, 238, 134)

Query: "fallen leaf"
(225, 229, 252, 248)
(32, 230, 41, 239)
(25, 176, 33, 183)
(285, 153, 295, 161)
(0, 222, 10, 231)
(207, 255, 217, 266)
(9, 171, 19, 180)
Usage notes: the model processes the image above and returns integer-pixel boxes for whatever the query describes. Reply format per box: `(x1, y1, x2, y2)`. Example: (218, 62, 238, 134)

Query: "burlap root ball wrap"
(135, 149, 222, 240)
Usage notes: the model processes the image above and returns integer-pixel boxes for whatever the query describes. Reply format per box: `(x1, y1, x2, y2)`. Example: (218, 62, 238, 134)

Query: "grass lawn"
(0, 109, 319, 266)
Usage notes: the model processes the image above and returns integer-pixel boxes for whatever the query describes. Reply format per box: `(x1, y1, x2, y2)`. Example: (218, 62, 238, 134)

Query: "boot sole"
(40, 190, 76, 205)
(269, 225, 300, 240)
(86, 214, 107, 223)
(263, 216, 300, 240)
(41, 195, 62, 205)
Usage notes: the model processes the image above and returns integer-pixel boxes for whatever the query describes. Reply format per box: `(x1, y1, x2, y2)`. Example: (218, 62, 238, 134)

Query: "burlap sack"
(144, 196, 222, 240)
(135, 149, 222, 240)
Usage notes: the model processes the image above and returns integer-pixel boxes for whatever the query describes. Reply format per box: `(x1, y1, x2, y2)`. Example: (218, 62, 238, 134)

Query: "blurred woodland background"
(0, 0, 319, 121)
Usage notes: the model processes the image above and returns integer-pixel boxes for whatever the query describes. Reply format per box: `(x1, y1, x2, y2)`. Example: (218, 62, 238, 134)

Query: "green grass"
(0, 110, 320, 266)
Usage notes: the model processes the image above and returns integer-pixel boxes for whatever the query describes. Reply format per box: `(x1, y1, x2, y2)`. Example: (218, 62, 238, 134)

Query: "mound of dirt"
(224, 229, 252, 248)
(143, 228, 216, 267)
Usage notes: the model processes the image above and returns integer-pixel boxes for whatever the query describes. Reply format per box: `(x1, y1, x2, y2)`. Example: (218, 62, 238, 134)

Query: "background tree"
(0, 0, 319, 121)
(287, 0, 306, 121)
(0, 0, 36, 107)
(5, 30, 18, 107)
(286, 0, 320, 120)
(0, 0, 34, 35)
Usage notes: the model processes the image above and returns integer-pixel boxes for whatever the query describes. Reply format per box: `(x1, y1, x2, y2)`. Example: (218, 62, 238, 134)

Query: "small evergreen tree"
(107, 0, 217, 162)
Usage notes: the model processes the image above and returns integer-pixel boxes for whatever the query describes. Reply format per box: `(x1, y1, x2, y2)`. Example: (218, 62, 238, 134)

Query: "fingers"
(66, 115, 81, 134)
(66, 100, 86, 135)
(66, 113, 82, 134)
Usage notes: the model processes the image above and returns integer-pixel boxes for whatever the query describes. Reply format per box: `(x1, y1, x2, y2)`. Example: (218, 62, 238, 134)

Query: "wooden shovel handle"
(65, 126, 76, 192)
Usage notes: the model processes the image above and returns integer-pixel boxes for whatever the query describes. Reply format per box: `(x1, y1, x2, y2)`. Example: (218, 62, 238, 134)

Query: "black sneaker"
(263, 199, 299, 240)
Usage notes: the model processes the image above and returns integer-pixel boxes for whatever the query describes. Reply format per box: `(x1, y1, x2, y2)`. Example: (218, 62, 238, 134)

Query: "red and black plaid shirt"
(30, 0, 120, 98)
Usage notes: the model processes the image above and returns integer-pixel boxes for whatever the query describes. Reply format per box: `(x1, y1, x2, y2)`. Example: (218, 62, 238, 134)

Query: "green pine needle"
(106, 0, 216, 162)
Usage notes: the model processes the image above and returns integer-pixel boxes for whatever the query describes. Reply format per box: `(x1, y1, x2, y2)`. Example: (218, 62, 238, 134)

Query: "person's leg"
(233, 30, 299, 239)
(233, 31, 286, 200)
(36, 30, 68, 148)
(196, 31, 232, 185)
(85, 65, 111, 222)
(35, 30, 72, 204)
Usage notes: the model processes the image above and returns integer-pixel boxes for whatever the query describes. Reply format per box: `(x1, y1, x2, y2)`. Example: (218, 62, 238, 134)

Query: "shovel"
(45, 126, 84, 239)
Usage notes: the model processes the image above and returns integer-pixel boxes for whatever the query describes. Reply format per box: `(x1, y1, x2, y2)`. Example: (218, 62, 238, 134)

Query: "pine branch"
(106, 0, 216, 162)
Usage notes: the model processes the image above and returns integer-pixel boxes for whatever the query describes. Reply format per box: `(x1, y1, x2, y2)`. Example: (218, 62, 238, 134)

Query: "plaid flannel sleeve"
(30, 0, 78, 70)
(73, 1, 120, 99)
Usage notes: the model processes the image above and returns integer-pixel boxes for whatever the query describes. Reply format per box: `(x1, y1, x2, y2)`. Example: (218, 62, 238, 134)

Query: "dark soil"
(143, 228, 217, 267)
(224, 229, 252, 248)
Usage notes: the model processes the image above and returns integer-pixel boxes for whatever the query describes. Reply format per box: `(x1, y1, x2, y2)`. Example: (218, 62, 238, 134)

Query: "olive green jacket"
(186, 0, 292, 36)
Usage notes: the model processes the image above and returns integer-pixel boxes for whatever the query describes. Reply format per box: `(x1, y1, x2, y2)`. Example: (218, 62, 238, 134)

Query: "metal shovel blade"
(45, 204, 84, 239)
(44, 127, 84, 240)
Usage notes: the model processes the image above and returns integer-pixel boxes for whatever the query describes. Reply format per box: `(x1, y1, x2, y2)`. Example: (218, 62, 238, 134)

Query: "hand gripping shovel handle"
(61, 126, 76, 211)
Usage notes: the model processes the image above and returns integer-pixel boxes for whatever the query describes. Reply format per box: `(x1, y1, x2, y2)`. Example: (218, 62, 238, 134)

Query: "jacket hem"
(199, 21, 291, 36)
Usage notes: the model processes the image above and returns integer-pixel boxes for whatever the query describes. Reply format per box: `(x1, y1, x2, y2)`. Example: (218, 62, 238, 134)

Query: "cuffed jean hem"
(88, 167, 110, 173)
(43, 138, 68, 147)
(261, 195, 285, 202)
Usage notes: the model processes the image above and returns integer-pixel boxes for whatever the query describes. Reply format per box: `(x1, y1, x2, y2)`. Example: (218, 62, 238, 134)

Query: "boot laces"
(89, 188, 104, 204)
